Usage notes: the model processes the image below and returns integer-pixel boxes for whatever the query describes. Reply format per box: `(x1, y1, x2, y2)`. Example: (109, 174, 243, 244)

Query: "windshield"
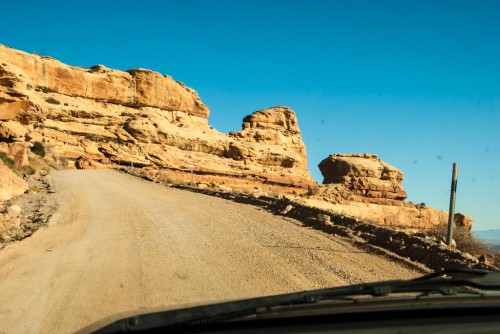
(0, 0, 498, 333)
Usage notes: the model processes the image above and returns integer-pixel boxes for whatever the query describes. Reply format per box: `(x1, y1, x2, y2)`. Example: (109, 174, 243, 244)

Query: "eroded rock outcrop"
(229, 106, 307, 169)
(319, 153, 407, 204)
(0, 44, 314, 193)
(309, 153, 473, 230)
(0, 47, 208, 118)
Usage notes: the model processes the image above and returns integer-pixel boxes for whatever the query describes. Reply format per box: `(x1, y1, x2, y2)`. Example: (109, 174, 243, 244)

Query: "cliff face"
(0, 47, 209, 118)
(0, 45, 314, 193)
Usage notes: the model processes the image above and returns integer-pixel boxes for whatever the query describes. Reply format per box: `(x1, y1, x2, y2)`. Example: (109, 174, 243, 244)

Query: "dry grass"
(1, 150, 54, 176)
(27, 151, 54, 172)
(430, 223, 487, 257)
(491, 252, 500, 268)
(0, 151, 16, 170)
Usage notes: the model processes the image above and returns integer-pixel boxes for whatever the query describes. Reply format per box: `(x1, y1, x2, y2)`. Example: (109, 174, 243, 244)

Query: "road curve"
(0, 170, 422, 333)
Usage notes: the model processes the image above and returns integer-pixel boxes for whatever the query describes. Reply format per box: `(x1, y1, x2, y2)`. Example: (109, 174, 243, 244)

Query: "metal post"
(190, 165, 194, 187)
(131, 147, 134, 169)
(446, 163, 459, 246)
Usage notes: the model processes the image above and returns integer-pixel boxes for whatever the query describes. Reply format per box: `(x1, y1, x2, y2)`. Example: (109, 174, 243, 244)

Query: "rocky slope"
(0, 44, 314, 194)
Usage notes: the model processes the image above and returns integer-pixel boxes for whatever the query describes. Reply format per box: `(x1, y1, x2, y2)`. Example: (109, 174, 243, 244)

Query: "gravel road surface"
(0, 170, 423, 333)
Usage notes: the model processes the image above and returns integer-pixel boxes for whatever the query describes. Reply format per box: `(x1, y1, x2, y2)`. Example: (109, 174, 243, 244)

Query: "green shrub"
(45, 97, 61, 105)
(31, 141, 46, 158)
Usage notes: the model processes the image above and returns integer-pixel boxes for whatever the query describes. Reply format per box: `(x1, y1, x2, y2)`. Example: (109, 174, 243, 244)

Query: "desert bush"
(159, 175, 174, 184)
(30, 185, 42, 193)
(188, 182, 197, 187)
(430, 223, 487, 257)
(306, 185, 320, 197)
(59, 156, 69, 168)
(0, 151, 16, 170)
(155, 173, 187, 186)
(1, 149, 52, 177)
(31, 141, 46, 158)
(492, 252, 500, 269)
(19, 165, 36, 175)
(27, 151, 54, 171)
(45, 97, 61, 105)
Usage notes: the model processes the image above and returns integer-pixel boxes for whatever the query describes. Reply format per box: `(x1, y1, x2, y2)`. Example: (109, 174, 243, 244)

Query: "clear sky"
(2, 0, 498, 230)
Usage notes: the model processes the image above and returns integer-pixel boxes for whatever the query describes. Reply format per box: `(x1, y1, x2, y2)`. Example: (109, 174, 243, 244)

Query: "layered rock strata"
(0, 44, 314, 193)
(319, 153, 407, 205)
(311, 153, 472, 230)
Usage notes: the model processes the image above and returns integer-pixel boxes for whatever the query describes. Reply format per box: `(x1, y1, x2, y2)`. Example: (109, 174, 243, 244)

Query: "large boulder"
(0, 120, 27, 141)
(0, 159, 28, 201)
(319, 154, 407, 202)
(241, 106, 301, 133)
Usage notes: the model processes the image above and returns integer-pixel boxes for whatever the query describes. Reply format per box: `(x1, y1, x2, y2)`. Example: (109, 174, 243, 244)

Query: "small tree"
(31, 141, 46, 158)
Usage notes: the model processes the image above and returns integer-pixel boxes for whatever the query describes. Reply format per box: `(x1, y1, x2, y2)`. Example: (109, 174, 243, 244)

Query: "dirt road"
(0, 170, 423, 333)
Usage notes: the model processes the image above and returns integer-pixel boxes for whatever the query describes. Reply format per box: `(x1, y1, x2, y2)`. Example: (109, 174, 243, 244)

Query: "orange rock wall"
(0, 45, 209, 118)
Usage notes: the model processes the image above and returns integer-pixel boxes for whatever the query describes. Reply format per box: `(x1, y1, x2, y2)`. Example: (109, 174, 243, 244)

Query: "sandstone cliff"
(0, 44, 314, 193)
(0, 44, 473, 232)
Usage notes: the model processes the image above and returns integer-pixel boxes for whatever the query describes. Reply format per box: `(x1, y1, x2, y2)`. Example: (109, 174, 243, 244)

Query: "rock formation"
(0, 159, 28, 201)
(0, 44, 315, 194)
(307, 153, 473, 230)
(318, 153, 407, 205)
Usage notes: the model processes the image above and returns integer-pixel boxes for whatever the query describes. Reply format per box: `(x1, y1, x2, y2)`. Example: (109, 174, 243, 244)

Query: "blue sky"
(2, 0, 499, 230)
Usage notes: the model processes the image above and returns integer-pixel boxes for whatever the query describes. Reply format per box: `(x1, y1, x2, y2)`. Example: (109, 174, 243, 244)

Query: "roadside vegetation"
(429, 224, 500, 269)
(1, 142, 53, 177)
(31, 141, 46, 158)
(492, 252, 500, 268)
(430, 223, 487, 257)
(0, 151, 16, 170)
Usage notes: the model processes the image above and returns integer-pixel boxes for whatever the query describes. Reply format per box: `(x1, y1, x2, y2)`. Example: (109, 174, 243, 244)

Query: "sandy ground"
(0, 170, 423, 333)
